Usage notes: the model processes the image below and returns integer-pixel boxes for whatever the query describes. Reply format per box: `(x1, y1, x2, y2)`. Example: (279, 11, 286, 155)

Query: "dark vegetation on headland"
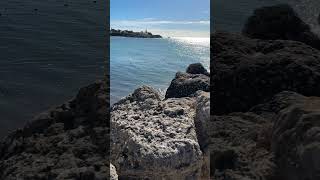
(110, 29, 162, 38)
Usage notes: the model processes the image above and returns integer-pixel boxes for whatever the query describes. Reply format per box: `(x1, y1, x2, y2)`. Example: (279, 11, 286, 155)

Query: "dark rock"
(212, 31, 320, 115)
(203, 90, 320, 179)
(208, 112, 275, 179)
(0, 79, 109, 179)
(242, 4, 320, 50)
(318, 13, 320, 25)
(186, 63, 209, 76)
(212, 150, 238, 170)
(271, 94, 320, 180)
(165, 72, 209, 99)
(110, 29, 162, 38)
(207, 91, 306, 179)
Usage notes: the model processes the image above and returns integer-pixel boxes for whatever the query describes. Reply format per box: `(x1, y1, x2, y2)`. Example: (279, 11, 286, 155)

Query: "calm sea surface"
(0, 0, 106, 137)
(110, 37, 210, 104)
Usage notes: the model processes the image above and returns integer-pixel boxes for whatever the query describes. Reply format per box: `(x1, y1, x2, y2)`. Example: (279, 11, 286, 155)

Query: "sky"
(110, 0, 210, 37)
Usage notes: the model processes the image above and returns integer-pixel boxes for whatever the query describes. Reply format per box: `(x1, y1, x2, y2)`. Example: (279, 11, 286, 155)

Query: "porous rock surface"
(111, 85, 208, 179)
(0, 80, 109, 179)
(212, 31, 320, 115)
(203, 91, 320, 179)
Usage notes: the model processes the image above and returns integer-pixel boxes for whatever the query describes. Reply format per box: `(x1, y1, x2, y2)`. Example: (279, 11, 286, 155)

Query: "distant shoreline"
(110, 29, 162, 38)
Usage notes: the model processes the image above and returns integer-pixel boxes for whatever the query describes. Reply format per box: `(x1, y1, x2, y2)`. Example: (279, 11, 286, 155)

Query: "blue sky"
(110, 0, 210, 37)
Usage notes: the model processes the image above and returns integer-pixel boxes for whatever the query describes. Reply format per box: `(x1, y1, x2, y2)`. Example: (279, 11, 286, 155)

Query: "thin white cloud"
(111, 19, 210, 26)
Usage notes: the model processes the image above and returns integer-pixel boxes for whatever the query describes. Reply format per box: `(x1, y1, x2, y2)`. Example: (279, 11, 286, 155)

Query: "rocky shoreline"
(110, 63, 210, 179)
(209, 4, 320, 180)
(1, 3, 320, 180)
(0, 63, 210, 179)
(110, 29, 162, 38)
(0, 79, 109, 179)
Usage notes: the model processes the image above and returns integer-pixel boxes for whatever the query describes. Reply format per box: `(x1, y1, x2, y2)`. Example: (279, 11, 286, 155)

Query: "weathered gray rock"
(194, 91, 210, 152)
(0, 80, 109, 179)
(243, 4, 320, 50)
(212, 31, 320, 115)
(206, 91, 320, 179)
(111, 86, 207, 179)
(165, 72, 209, 99)
(110, 164, 118, 180)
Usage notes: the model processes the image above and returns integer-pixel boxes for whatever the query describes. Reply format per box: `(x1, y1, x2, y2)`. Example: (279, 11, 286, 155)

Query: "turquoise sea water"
(110, 37, 210, 104)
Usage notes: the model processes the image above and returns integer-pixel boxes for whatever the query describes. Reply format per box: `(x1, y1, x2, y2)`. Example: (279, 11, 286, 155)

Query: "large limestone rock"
(111, 86, 207, 179)
(242, 4, 320, 50)
(0, 80, 109, 179)
(212, 31, 320, 115)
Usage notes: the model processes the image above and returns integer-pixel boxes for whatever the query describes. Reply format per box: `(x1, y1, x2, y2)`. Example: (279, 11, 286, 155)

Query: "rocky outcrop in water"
(242, 4, 320, 50)
(110, 64, 210, 179)
(186, 63, 210, 76)
(165, 64, 210, 99)
(0, 80, 109, 179)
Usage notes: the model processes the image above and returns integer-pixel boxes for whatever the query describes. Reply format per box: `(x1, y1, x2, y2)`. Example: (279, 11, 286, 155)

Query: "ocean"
(0, 0, 106, 137)
(110, 37, 210, 104)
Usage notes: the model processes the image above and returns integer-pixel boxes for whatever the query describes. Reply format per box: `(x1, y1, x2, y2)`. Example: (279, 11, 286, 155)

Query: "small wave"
(158, 88, 167, 99)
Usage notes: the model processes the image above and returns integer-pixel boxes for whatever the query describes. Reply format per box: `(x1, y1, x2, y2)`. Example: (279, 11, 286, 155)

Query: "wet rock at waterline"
(166, 72, 209, 99)
(186, 63, 210, 76)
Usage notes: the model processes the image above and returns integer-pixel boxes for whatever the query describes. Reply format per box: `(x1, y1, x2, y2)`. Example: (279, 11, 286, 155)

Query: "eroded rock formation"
(0, 80, 109, 179)
(209, 4, 320, 180)
(111, 64, 210, 179)
(212, 31, 320, 115)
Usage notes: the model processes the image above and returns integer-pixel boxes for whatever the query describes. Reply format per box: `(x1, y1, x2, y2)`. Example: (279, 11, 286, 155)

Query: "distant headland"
(110, 29, 162, 38)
